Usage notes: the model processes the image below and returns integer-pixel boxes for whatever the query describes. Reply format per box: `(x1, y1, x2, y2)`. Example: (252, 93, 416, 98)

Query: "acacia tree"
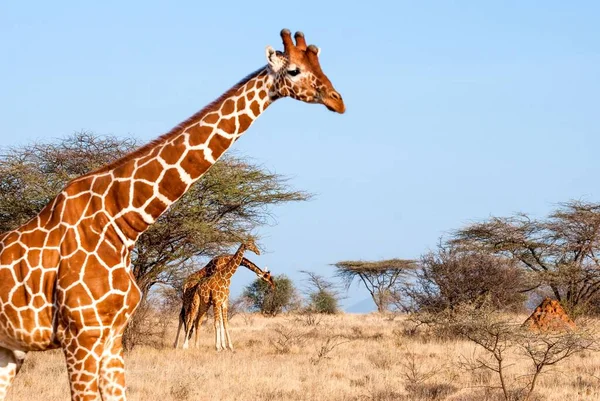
(451, 201, 600, 313)
(333, 259, 416, 313)
(0, 131, 310, 295)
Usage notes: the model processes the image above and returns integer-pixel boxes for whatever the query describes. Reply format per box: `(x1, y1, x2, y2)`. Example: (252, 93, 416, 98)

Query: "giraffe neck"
(218, 244, 247, 281)
(240, 257, 266, 276)
(69, 67, 274, 245)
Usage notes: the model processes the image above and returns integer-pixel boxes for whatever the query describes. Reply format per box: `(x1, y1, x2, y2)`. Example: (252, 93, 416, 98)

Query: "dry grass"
(7, 313, 600, 401)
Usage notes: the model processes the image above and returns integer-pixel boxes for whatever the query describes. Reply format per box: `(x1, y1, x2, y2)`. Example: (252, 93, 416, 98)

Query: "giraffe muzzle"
(322, 90, 345, 114)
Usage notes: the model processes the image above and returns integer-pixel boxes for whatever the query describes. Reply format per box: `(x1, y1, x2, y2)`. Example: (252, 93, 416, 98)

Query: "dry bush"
(368, 351, 394, 370)
(227, 296, 254, 322)
(269, 324, 311, 354)
(410, 246, 527, 314)
(293, 308, 324, 327)
(349, 326, 366, 340)
(123, 297, 172, 350)
(516, 329, 597, 400)
(446, 303, 597, 401)
(400, 348, 444, 385)
(311, 333, 352, 365)
(239, 312, 256, 326)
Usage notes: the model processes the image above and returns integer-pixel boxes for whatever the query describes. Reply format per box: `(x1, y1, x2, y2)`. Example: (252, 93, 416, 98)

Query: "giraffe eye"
(287, 68, 301, 77)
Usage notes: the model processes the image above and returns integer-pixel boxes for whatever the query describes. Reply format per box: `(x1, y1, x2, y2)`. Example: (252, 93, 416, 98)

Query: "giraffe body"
(0, 29, 343, 400)
(180, 254, 274, 351)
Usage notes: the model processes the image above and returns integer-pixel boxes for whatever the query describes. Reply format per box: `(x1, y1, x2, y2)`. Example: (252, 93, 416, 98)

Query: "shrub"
(243, 274, 298, 316)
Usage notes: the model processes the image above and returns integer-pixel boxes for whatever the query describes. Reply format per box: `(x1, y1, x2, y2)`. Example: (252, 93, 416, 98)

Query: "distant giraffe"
(173, 239, 261, 348)
(180, 255, 274, 351)
(0, 29, 344, 401)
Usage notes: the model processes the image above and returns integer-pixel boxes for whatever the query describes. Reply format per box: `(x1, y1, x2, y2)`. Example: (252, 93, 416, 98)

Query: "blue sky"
(1, 2, 599, 310)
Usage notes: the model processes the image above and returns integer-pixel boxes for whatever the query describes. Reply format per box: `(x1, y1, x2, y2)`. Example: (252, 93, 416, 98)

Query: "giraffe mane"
(77, 66, 268, 179)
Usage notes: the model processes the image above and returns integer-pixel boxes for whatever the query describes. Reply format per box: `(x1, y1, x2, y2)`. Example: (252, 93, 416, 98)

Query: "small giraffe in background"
(180, 254, 274, 351)
(173, 239, 261, 348)
(177, 257, 273, 349)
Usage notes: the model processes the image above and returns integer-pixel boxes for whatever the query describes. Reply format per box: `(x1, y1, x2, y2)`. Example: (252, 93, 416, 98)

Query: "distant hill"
(344, 298, 377, 313)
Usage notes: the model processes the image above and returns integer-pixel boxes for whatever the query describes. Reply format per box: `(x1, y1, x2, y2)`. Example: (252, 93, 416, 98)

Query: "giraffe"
(0, 28, 344, 401)
(179, 256, 272, 350)
(180, 254, 274, 351)
(172, 238, 261, 348)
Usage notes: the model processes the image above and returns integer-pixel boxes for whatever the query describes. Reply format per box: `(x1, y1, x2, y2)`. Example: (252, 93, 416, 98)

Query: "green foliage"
(244, 274, 297, 316)
(309, 289, 339, 314)
(300, 270, 341, 314)
(0, 131, 137, 232)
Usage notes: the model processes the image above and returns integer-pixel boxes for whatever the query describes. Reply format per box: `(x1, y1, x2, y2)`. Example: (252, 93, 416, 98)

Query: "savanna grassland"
(7, 313, 600, 401)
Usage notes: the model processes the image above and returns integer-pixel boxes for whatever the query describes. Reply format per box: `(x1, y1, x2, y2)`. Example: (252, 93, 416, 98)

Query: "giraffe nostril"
(330, 91, 342, 101)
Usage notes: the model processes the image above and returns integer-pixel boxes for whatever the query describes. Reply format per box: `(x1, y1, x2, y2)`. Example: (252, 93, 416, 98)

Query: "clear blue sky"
(1, 2, 599, 311)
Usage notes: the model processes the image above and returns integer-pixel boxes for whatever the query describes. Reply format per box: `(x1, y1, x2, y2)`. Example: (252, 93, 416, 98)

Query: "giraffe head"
(261, 268, 276, 289)
(244, 238, 260, 255)
(265, 29, 345, 114)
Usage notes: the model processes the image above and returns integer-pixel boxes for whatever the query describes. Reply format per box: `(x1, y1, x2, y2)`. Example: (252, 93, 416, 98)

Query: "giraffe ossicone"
(0, 28, 343, 401)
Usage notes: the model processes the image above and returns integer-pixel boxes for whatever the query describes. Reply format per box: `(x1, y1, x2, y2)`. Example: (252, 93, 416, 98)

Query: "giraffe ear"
(266, 46, 285, 73)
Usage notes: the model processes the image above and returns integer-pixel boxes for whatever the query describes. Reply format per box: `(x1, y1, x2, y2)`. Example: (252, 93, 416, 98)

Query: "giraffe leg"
(0, 348, 26, 400)
(173, 306, 185, 349)
(221, 305, 234, 351)
(218, 309, 227, 351)
(63, 332, 104, 401)
(193, 303, 209, 349)
(193, 318, 200, 349)
(182, 292, 200, 350)
(99, 336, 127, 401)
(213, 305, 225, 352)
